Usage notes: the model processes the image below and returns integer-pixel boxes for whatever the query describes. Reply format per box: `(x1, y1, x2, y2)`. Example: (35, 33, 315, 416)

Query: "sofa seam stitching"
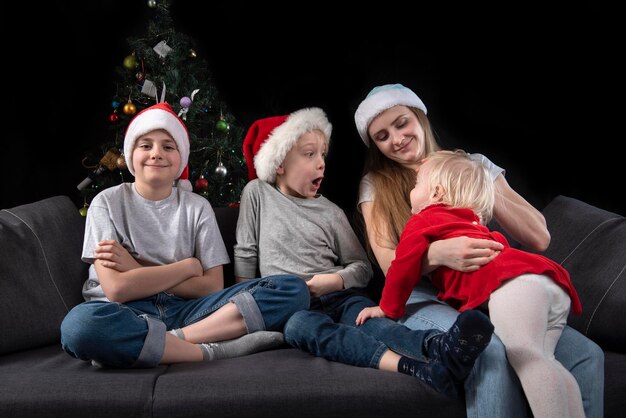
(2, 208, 70, 312)
(583, 264, 624, 335)
(557, 216, 622, 335)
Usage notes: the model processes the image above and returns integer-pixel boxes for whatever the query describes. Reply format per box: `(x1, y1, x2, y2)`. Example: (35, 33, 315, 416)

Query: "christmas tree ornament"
(177, 89, 199, 120)
(216, 116, 229, 132)
(147, 0, 157, 7)
(79, 203, 89, 217)
(112, 100, 120, 109)
(214, 149, 228, 177)
(123, 53, 137, 70)
(141, 79, 158, 98)
(100, 148, 122, 170)
(136, 72, 145, 82)
(180, 96, 192, 108)
(123, 100, 137, 115)
(215, 162, 228, 177)
(109, 113, 119, 123)
(195, 175, 208, 191)
(117, 155, 127, 170)
(189, 48, 197, 58)
(153, 40, 172, 58)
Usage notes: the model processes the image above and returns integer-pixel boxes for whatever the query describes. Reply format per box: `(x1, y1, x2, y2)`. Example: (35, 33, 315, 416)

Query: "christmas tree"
(77, 0, 246, 214)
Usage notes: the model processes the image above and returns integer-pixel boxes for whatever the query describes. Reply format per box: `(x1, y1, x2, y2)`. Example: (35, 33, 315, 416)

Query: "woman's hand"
(425, 236, 503, 273)
(356, 306, 385, 326)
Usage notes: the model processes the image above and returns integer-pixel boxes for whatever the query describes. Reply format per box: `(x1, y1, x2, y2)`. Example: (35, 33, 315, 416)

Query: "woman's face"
(367, 105, 426, 168)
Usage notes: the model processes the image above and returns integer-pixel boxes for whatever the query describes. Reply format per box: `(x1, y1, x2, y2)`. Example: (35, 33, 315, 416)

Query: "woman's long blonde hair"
(360, 107, 440, 253)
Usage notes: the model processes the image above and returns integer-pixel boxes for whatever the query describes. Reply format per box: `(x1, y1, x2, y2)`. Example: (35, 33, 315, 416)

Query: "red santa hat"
(123, 102, 192, 191)
(242, 107, 332, 183)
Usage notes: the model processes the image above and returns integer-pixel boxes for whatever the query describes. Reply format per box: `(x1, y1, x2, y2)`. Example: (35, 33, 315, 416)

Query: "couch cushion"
(0, 345, 162, 418)
(541, 195, 626, 353)
(152, 347, 465, 418)
(0, 196, 88, 355)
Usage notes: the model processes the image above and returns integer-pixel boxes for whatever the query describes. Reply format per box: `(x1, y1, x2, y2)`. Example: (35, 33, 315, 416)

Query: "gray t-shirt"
(81, 183, 230, 301)
(358, 152, 504, 206)
(234, 179, 372, 290)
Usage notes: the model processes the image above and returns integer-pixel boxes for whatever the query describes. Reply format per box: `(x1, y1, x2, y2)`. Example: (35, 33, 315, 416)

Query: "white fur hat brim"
(254, 107, 332, 183)
(123, 103, 190, 178)
(354, 84, 427, 147)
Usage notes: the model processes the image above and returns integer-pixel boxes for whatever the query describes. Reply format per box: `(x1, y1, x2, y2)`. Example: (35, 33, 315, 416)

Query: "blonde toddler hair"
(424, 150, 495, 224)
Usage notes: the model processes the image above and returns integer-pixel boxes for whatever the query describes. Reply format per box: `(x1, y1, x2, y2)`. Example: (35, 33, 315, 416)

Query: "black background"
(3, 2, 623, 216)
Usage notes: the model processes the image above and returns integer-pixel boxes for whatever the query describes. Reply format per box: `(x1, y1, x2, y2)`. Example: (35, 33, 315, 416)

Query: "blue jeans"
(400, 280, 604, 418)
(61, 275, 309, 368)
(283, 288, 439, 368)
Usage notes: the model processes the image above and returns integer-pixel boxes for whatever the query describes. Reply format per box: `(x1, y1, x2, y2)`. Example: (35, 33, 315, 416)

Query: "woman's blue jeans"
(283, 288, 439, 368)
(60, 274, 309, 368)
(399, 280, 604, 418)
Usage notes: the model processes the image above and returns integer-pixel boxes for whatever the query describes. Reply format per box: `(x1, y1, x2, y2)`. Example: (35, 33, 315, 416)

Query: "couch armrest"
(0, 196, 88, 355)
(542, 195, 626, 353)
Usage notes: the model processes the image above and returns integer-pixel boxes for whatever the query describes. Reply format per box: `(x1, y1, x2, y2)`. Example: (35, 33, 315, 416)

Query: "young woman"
(354, 83, 604, 418)
(357, 150, 584, 417)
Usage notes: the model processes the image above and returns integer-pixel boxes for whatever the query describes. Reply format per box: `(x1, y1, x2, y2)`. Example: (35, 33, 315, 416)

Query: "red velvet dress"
(380, 204, 582, 319)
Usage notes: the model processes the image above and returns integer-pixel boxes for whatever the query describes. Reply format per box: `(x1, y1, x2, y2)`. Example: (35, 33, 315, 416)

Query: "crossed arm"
(93, 239, 224, 303)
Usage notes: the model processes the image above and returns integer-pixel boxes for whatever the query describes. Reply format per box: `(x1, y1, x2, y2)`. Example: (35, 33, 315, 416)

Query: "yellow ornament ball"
(79, 206, 88, 217)
(123, 101, 137, 115)
(117, 156, 127, 170)
(123, 54, 137, 70)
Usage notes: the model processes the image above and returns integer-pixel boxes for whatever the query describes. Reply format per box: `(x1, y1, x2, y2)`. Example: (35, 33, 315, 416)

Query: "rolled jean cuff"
(230, 291, 265, 333)
(133, 314, 166, 368)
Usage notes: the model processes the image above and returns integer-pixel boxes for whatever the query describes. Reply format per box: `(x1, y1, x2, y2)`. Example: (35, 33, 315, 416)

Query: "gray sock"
(199, 331, 284, 361)
(168, 328, 185, 340)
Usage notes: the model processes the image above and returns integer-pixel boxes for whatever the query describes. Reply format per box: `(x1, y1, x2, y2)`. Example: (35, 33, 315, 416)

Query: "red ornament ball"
(195, 176, 208, 191)
(109, 113, 119, 123)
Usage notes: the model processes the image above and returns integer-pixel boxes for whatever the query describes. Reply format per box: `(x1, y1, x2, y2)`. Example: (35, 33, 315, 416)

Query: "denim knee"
(283, 310, 310, 344)
(275, 275, 310, 314)
(61, 303, 94, 351)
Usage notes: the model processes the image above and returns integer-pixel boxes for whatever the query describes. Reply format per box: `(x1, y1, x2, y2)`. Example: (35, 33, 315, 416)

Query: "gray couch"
(1, 194, 624, 418)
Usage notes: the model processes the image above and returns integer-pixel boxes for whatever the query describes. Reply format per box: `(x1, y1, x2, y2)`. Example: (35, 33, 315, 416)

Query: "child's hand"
(306, 273, 343, 298)
(94, 240, 141, 272)
(356, 306, 384, 326)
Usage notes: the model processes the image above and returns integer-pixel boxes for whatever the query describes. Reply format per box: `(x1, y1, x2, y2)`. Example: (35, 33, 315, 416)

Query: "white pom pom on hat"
(242, 107, 332, 183)
(354, 83, 427, 147)
(123, 102, 192, 190)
